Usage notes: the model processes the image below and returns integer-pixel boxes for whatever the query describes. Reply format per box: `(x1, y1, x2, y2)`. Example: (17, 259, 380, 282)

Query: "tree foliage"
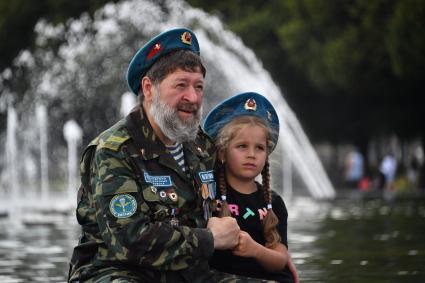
(0, 0, 118, 70)
(0, 0, 424, 144)
(187, 0, 425, 143)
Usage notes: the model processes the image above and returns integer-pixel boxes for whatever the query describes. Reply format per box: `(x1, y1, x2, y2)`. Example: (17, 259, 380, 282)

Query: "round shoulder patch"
(109, 194, 137, 218)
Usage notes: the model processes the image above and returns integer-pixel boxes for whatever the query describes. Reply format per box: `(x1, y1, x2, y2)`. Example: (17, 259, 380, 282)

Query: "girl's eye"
(237, 144, 247, 148)
(257, 145, 266, 151)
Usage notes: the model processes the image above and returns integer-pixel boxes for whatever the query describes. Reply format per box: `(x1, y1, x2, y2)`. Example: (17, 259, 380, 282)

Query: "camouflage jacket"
(69, 106, 218, 282)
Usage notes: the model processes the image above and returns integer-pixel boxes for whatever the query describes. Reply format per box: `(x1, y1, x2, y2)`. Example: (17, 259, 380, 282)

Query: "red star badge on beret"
(147, 43, 162, 60)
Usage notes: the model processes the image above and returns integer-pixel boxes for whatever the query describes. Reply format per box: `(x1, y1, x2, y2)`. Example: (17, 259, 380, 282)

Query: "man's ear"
(141, 77, 154, 102)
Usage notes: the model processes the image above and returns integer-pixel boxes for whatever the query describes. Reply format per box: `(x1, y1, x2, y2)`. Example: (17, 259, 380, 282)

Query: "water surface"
(290, 196, 425, 283)
(0, 196, 424, 282)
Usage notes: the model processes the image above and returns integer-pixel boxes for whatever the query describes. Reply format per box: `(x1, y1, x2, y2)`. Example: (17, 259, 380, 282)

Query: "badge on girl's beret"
(244, 98, 257, 111)
(109, 194, 137, 218)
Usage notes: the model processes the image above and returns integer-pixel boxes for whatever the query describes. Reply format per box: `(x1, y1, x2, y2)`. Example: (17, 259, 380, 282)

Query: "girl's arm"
(232, 230, 288, 272)
(287, 253, 299, 283)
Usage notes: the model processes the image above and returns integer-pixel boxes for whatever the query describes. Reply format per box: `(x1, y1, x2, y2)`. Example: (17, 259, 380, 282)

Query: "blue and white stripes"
(166, 143, 189, 177)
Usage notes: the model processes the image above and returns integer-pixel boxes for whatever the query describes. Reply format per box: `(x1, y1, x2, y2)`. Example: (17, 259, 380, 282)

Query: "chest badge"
(168, 191, 178, 203)
(198, 170, 214, 183)
(159, 190, 168, 201)
(144, 172, 172, 187)
(109, 194, 137, 218)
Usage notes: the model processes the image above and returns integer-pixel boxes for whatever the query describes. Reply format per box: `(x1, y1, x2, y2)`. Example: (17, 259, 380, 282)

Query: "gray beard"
(150, 91, 202, 144)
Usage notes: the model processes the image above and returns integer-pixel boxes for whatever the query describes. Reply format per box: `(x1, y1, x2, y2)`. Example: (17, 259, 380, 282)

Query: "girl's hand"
(233, 231, 289, 273)
(232, 230, 260, 258)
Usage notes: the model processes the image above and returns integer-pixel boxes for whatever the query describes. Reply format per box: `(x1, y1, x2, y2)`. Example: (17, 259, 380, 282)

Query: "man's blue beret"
(203, 92, 280, 152)
(126, 28, 200, 95)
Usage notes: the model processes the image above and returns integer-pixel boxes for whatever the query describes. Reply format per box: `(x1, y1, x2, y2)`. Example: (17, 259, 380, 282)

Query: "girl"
(203, 92, 298, 283)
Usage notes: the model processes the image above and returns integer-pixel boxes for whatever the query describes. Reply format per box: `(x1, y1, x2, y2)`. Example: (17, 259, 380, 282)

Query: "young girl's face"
(221, 124, 268, 183)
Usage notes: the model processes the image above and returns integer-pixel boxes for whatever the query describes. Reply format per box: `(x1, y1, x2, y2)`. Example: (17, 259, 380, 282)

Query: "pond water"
(290, 196, 425, 283)
(0, 196, 424, 282)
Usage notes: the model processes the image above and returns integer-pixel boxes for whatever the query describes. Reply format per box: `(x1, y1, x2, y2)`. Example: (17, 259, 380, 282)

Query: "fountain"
(194, 26, 335, 199)
(0, 0, 335, 219)
(3, 3, 425, 283)
(120, 92, 137, 117)
(5, 106, 21, 224)
(63, 120, 83, 201)
(36, 103, 49, 201)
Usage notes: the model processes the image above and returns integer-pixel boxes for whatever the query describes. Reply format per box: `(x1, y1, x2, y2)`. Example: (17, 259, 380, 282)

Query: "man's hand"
(207, 217, 240, 250)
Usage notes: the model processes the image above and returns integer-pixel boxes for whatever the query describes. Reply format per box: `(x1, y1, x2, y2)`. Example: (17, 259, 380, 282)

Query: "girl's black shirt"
(209, 183, 294, 283)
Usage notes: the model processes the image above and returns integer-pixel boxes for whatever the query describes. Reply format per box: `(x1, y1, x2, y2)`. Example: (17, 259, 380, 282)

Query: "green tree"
(188, 0, 425, 142)
(0, 0, 118, 70)
(2, 0, 424, 142)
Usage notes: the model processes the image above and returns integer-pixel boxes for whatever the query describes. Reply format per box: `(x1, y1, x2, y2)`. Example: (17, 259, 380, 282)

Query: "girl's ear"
(218, 148, 226, 163)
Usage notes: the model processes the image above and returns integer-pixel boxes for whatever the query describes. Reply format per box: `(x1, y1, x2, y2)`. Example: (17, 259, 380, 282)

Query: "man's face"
(155, 68, 204, 121)
(148, 69, 204, 143)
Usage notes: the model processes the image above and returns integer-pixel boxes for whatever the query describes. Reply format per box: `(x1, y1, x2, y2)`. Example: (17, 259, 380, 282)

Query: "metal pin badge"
(168, 192, 178, 203)
(159, 190, 168, 201)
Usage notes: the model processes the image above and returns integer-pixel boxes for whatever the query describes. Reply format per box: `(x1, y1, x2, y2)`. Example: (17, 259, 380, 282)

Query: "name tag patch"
(199, 170, 215, 183)
(144, 172, 172, 187)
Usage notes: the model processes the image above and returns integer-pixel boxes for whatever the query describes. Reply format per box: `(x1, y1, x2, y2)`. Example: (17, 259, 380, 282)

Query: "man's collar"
(126, 106, 166, 160)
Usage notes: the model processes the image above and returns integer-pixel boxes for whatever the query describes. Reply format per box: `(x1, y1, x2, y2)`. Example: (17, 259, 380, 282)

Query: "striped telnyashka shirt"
(166, 143, 189, 177)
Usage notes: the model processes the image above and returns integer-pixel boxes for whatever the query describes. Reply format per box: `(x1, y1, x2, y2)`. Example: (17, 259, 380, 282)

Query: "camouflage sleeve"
(92, 148, 214, 270)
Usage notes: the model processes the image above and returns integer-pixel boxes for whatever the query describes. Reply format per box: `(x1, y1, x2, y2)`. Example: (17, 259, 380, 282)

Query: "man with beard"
(68, 28, 271, 283)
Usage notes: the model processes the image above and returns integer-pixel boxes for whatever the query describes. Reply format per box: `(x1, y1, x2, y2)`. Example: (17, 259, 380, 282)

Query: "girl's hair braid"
(217, 160, 231, 217)
(262, 159, 272, 205)
(261, 158, 281, 248)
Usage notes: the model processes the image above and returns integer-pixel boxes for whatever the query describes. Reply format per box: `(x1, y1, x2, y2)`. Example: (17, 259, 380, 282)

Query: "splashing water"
(63, 120, 83, 201)
(36, 103, 49, 201)
(0, 0, 334, 200)
(120, 92, 137, 117)
(5, 106, 21, 223)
